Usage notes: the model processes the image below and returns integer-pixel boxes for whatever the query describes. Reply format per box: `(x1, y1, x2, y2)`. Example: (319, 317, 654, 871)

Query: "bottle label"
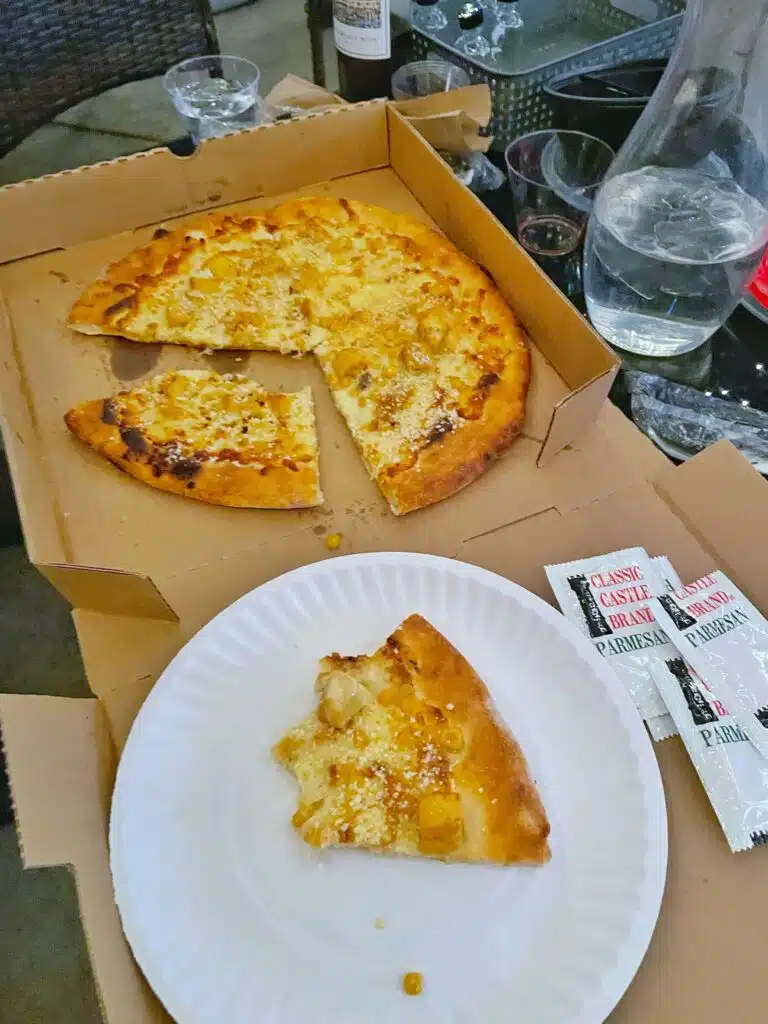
(333, 0, 392, 60)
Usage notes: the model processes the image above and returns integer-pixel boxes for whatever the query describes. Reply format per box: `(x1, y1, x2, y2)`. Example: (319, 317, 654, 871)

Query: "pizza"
(68, 197, 530, 514)
(64, 370, 322, 508)
(274, 614, 551, 866)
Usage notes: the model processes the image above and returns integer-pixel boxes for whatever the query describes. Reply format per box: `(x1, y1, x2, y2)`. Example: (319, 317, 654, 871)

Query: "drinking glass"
(505, 129, 614, 295)
(391, 60, 470, 100)
(164, 55, 264, 143)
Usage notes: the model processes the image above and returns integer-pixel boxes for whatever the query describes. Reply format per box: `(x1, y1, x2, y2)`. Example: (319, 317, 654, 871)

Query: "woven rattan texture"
(0, 0, 219, 157)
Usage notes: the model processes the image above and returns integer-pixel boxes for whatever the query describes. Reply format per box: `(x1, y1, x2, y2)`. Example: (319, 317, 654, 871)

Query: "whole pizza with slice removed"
(68, 197, 530, 515)
(65, 370, 322, 508)
(274, 614, 551, 866)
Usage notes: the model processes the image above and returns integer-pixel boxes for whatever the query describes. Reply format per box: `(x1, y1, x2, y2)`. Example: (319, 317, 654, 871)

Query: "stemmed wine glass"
(411, 0, 448, 33)
(455, 2, 493, 60)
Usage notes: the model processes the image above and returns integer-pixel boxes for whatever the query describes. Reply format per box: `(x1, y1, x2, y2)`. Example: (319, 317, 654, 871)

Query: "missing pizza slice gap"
(274, 614, 551, 866)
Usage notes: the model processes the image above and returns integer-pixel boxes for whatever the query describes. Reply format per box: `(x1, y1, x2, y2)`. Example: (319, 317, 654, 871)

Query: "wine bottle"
(333, 0, 411, 102)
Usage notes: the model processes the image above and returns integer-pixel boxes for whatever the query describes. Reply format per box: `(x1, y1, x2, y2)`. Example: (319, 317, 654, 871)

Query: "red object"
(748, 247, 768, 308)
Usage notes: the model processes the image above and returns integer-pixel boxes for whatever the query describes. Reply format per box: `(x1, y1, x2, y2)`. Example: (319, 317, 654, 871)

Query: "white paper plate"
(110, 552, 667, 1024)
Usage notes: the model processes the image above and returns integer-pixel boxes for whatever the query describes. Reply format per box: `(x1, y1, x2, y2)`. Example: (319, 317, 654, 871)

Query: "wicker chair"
(0, 0, 220, 158)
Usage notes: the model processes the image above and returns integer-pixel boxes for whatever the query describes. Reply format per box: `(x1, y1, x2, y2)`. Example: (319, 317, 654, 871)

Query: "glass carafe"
(583, 0, 768, 357)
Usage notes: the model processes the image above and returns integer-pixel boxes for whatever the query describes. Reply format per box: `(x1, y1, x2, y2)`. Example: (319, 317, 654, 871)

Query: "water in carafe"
(583, 0, 768, 357)
(587, 166, 768, 356)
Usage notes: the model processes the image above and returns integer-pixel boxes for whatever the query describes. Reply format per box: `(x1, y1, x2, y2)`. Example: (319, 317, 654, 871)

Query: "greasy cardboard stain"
(110, 341, 162, 381)
(201, 350, 250, 375)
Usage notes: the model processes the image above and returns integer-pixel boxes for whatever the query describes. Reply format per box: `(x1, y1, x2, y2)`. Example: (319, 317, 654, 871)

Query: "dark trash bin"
(544, 59, 736, 153)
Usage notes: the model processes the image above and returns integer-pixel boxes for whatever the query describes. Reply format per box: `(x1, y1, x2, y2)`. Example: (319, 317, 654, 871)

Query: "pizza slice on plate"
(274, 614, 550, 865)
(65, 370, 322, 508)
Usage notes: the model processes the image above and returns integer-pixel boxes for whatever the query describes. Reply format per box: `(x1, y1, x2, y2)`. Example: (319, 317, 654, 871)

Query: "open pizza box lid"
(1, 100, 767, 1023)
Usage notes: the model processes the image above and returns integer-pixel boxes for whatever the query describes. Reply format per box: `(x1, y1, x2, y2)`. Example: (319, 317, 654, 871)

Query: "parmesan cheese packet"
(651, 572, 768, 761)
(545, 548, 674, 730)
(646, 555, 683, 741)
(650, 660, 768, 852)
(647, 712, 678, 742)
(652, 555, 683, 595)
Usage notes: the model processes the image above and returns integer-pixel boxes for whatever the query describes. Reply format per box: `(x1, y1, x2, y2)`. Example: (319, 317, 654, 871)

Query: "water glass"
(164, 55, 264, 144)
(505, 130, 615, 295)
(391, 60, 470, 100)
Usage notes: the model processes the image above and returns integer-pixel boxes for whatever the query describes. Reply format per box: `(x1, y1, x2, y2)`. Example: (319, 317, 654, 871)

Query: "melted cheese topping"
(116, 370, 316, 467)
(275, 650, 467, 855)
(100, 203, 524, 476)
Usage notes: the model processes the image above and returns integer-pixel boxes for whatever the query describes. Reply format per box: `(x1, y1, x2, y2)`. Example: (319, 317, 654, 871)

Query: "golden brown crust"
(263, 196, 434, 241)
(391, 615, 551, 865)
(68, 211, 240, 340)
(64, 397, 322, 509)
(380, 349, 531, 516)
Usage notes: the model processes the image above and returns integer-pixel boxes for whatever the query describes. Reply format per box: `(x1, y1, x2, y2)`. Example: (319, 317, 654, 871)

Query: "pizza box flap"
(650, 439, 768, 609)
(0, 101, 390, 265)
(72, 608, 183, 744)
(392, 85, 494, 154)
(0, 694, 166, 1022)
(458, 469, 716, 597)
(39, 565, 178, 620)
(392, 84, 493, 125)
(458, 440, 768, 601)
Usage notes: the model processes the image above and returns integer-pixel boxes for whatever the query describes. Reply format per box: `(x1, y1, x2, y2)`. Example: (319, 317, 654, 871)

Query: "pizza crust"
(391, 615, 550, 865)
(380, 346, 530, 515)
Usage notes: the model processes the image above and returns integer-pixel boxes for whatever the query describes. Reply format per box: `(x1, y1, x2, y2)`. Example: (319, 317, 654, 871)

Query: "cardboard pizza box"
(3, 442, 768, 1024)
(0, 99, 622, 613)
(1, 101, 767, 1023)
